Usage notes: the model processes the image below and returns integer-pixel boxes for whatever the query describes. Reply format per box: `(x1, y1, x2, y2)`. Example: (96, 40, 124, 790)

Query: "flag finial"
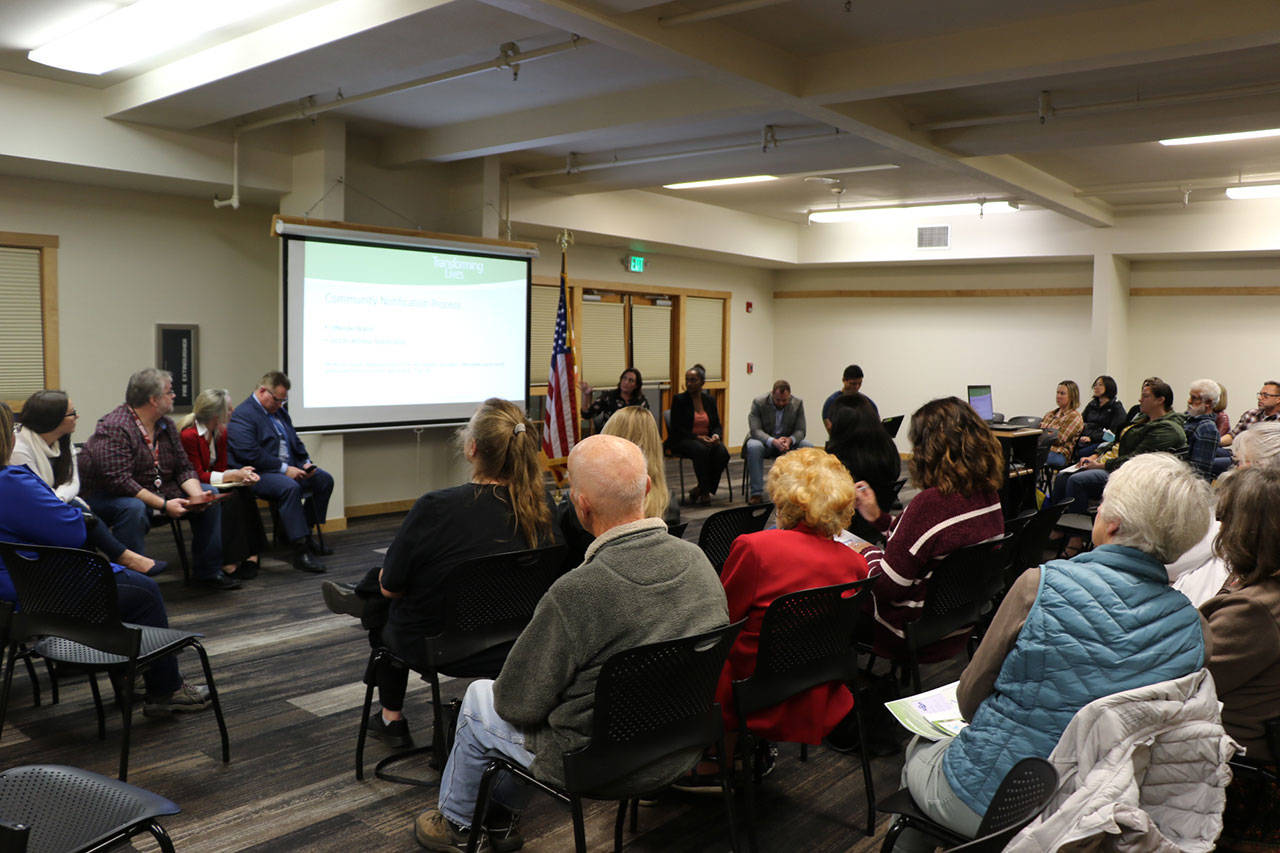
(557, 228, 574, 252)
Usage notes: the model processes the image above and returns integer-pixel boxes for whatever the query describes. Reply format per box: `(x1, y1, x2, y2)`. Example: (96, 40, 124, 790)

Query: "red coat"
(715, 525, 869, 744)
(179, 425, 228, 484)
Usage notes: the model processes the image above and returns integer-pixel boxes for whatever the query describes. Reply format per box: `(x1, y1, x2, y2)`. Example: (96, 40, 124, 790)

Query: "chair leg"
(467, 761, 502, 853)
(191, 642, 230, 764)
(19, 654, 39, 708)
(169, 518, 191, 585)
(738, 727, 759, 853)
(799, 743, 808, 762)
(117, 664, 135, 781)
(629, 797, 638, 833)
(853, 689, 877, 837)
(613, 800, 627, 852)
(45, 660, 58, 705)
(880, 816, 907, 853)
(147, 819, 177, 853)
(715, 736, 741, 853)
(0, 645, 18, 743)
(88, 672, 107, 740)
(428, 670, 446, 771)
(570, 797, 588, 853)
(355, 650, 380, 780)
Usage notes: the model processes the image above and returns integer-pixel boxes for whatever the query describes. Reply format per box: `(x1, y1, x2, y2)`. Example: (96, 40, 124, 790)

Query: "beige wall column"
(280, 118, 347, 529)
(1090, 252, 1130, 393)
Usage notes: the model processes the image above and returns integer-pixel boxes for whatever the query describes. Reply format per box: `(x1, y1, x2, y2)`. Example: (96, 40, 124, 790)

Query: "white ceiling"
(5, 0, 1280, 223)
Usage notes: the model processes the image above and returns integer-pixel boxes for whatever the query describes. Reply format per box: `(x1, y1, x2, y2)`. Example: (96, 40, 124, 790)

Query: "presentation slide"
(284, 237, 530, 431)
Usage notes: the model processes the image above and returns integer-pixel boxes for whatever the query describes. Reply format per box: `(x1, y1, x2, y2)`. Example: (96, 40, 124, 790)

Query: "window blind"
(684, 297, 724, 381)
(630, 303, 671, 385)
(579, 301, 626, 387)
(0, 247, 44, 399)
(528, 285, 559, 383)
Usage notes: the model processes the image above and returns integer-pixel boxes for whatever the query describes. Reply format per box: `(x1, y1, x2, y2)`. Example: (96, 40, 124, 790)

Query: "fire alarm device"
(746, 301, 753, 313)
(746, 362, 754, 374)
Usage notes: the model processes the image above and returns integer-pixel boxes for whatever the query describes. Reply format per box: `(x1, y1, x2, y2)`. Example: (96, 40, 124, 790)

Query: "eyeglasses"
(264, 389, 288, 402)
(1258, 391, 1280, 399)
(65, 409, 77, 418)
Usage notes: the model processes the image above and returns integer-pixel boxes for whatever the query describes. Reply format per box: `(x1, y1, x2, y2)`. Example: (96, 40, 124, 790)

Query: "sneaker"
(144, 683, 210, 717)
(322, 581, 363, 618)
(415, 809, 486, 853)
(367, 710, 413, 750)
(669, 768, 725, 795)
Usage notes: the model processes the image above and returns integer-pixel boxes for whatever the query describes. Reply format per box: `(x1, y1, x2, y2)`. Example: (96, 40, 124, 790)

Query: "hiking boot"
(144, 682, 210, 717)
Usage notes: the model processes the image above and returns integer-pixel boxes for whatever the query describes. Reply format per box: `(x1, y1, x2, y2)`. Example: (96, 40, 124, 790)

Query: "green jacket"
(1106, 411, 1187, 472)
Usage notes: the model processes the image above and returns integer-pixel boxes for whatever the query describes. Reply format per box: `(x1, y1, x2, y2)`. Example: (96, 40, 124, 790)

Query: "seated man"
(79, 368, 238, 591)
(226, 371, 333, 573)
(413, 434, 729, 852)
(743, 380, 811, 504)
(1183, 379, 1222, 480)
(1220, 379, 1280, 447)
(822, 363, 877, 431)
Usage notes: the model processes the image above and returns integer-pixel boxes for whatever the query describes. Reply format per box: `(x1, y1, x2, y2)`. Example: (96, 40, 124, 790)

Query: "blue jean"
(743, 438, 813, 497)
(1049, 467, 1109, 513)
(114, 569, 182, 697)
(438, 679, 535, 829)
(84, 487, 224, 579)
(891, 737, 983, 852)
(251, 468, 334, 544)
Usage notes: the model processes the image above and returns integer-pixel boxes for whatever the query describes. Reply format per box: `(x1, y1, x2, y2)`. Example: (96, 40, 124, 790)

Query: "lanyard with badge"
(131, 409, 163, 490)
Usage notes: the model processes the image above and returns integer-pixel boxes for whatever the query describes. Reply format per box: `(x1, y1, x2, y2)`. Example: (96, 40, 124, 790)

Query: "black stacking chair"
(731, 579, 877, 848)
(356, 545, 568, 783)
(0, 542, 229, 782)
(1008, 498, 1073, 580)
(0, 604, 50, 712)
(667, 520, 689, 539)
(862, 535, 1014, 694)
(465, 621, 744, 853)
(696, 504, 773, 574)
(878, 756, 1058, 852)
(663, 411, 734, 503)
(0, 763, 180, 853)
(1006, 415, 1042, 427)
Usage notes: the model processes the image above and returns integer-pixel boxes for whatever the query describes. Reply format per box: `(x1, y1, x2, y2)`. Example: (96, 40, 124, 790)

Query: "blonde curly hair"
(766, 447, 857, 537)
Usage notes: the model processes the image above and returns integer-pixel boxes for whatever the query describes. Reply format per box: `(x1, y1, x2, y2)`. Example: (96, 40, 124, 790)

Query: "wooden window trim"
(1, 231, 59, 409)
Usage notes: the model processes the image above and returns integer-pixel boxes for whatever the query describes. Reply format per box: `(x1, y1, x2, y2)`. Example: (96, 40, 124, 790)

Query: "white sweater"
(9, 425, 80, 502)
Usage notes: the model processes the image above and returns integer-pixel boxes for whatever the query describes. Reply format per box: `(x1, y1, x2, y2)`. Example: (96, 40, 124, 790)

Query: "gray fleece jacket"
(492, 517, 729, 789)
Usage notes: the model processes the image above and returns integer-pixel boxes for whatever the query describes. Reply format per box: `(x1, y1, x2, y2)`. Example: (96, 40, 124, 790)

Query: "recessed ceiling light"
(29, 0, 296, 75)
(808, 201, 1019, 223)
(663, 175, 778, 189)
(1225, 184, 1280, 199)
(1158, 128, 1280, 146)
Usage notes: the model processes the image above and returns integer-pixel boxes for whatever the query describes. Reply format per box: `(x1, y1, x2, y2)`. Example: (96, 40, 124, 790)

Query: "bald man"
(414, 435, 729, 852)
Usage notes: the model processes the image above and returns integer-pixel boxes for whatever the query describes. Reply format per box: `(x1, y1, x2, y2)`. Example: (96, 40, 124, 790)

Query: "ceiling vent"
(917, 225, 950, 249)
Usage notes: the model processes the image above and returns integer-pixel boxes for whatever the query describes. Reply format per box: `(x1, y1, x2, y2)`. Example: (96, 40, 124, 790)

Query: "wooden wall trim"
(0, 231, 59, 249)
(533, 274, 731, 300)
(1130, 286, 1280, 297)
(345, 499, 417, 519)
(773, 288, 1091, 299)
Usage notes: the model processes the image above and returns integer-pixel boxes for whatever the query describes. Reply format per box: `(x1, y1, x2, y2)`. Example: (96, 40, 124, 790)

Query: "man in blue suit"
(226, 371, 332, 573)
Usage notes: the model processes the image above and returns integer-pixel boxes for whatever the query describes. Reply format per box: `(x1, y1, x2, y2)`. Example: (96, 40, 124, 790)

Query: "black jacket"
(666, 390, 721, 447)
(1080, 397, 1127, 443)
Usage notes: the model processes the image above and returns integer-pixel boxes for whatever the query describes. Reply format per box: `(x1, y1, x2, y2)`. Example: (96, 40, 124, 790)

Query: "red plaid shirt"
(79, 404, 197, 499)
(1229, 406, 1280, 438)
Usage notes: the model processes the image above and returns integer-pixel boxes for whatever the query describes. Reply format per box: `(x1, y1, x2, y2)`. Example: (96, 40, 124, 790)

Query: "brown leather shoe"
(748, 495, 764, 505)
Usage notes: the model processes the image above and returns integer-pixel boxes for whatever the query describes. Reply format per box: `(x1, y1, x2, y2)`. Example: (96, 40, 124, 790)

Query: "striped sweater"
(864, 487, 1004, 658)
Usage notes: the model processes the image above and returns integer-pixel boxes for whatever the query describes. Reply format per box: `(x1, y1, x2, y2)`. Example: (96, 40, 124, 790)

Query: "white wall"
(773, 263, 1094, 448)
(1128, 258, 1280, 419)
(0, 173, 278, 425)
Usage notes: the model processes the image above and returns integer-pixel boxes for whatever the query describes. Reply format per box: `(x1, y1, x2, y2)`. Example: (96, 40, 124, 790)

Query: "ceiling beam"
(481, 0, 1113, 226)
(802, 0, 1280, 103)
(379, 79, 763, 165)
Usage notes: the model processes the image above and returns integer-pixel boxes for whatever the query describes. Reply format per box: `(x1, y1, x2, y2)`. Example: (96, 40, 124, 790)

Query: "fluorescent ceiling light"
(29, 0, 296, 74)
(1159, 128, 1280, 146)
(1225, 184, 1280, 199)
(808, 201, 1018, 223)
(663, 175, 778, 189)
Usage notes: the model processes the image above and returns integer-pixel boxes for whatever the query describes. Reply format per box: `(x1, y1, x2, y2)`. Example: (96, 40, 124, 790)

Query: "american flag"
(543, 252, 579, 459)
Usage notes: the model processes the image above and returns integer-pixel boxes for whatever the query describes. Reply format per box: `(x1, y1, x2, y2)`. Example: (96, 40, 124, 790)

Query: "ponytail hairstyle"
(460, 398, 552, 547)
(17, 390, 73, 487)
(178, 388, 231, 432)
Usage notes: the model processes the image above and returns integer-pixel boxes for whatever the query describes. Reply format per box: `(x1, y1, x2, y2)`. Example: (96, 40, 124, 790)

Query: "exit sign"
(627, 255, 645, 273)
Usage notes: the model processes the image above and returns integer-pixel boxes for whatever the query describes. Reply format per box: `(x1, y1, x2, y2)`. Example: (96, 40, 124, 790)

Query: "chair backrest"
(561, 620, 743, 794)
(944, 757, 1057, 851)
(907, 534, 1013, 651)
(1006, 415, 1042, 428)
(733, 578, 874, 719)
(1008, 498, 1073, 578)
(428, 545, 569, 668)
(0, 543, 138, 659)
(882, 415, 904, 438)
(667, 521, 689, 539)
(696, 504, 774, 574)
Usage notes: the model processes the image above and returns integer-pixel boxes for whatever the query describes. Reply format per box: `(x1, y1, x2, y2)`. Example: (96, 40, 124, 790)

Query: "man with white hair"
(1184, 379, 1223, 480)
(413, 434, 729, 852)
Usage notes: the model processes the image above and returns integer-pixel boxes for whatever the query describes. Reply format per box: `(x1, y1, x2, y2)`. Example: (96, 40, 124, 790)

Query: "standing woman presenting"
(665, 364, 729, 505)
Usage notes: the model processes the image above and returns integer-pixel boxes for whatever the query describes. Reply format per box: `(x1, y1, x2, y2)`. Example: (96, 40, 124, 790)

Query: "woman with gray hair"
(889, 453, 1212, 852)
(179, 388, 267, 579)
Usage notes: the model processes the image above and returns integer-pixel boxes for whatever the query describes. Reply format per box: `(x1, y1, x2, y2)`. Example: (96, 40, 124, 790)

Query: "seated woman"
(665, 363, 729, 505)
(851, 398, 1005, 661)
(179, 389, 267, 580)
(1040, 379, 1083, 468)
(0, 402, 208, 716)
(890, 454, 1212, 852)
(1204, 464, 1280, 849)
(10, 389, 163, 576)
(363, 398, 558, 748)
(825, 392, 901, 541)
(1214, 381, 1232, 436)
(578, 367, 649, 427)
(1074, 374, 1126, 459)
